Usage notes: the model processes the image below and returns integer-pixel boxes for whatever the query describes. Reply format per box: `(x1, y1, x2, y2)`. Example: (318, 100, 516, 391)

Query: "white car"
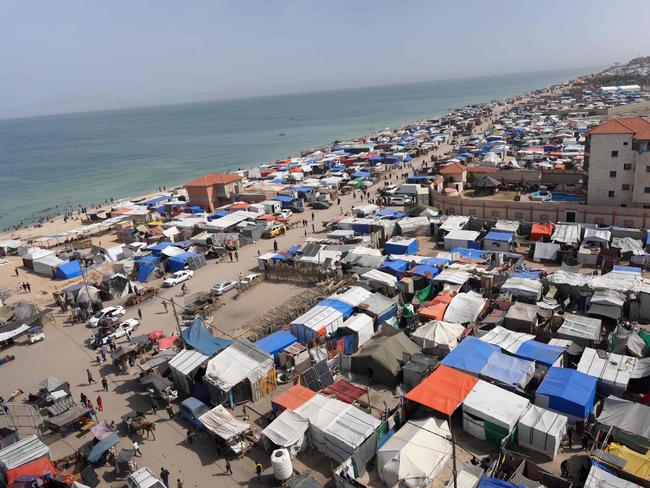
(163, 270, 194, 287)
(88, 306, 126, 328)
(211, 280, 237, 296)
(127, 467, 165, 488)
(389, 195, 413, 206)
(276, 209, 293, 219)
(99, 319, 140, 345)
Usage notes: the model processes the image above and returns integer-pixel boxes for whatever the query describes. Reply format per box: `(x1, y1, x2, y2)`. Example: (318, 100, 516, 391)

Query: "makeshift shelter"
(588, 289, 625, 320)
(556, 314, 601, 347)
(480, 352, 535, 389)
(87, 432, 119, 463)
(515, 340, 565, 368)
(181, 316, 231, 356)
(339, 314, 375, 353)
(500, 278, 542, 302)
(444, 230, 480, 250)
(255, 331, 298, 364)
(350, 332, 420, 387)
(262, 410, 310, 457)
(533, 242, 560, 262)
(577, 348, 637, 396)
(384, 237, 418, 255)
(294, 394, 380, 464)
(596, 396, 650, 451)
(411, 320, 464, 356)
(478, 326, 534, 354)
(406, 365, 478, 415)
(504, 302, 539, 333)
(321, 379, 367, 404)
(204, 340, 276, 405)
(290, 305, 344, 345)
(584, 465, 643, 488)
(33, 254, 65, 277)
(168, 348, 209, 394)
(443, 292, 486, 323)
(271, 384, 316, 412)
(552, 224, 581, 245)
(535, 367, 597, 420)
(199, 405, 250, 441)
(517, 405, 567, 459)
(0, 435, 50, 473)
(55, 260, 82, 280)
(530, 223, 554, 242)
(418, 292, 454, 321)
(377, 418, 452, 488)
(462, 380, 530, 445)
(360, 269, 398, 293)
(4, 456, 56, 485)
(483, 231, 513, 252)
(441, 337, 499, 375)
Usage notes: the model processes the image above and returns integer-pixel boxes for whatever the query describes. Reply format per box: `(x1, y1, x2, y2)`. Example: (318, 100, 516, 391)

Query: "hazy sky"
(1, 0, 648, 119)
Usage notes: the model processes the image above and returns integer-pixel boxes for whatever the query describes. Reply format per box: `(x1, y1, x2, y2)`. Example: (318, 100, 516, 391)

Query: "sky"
(1, 0, 649, 119)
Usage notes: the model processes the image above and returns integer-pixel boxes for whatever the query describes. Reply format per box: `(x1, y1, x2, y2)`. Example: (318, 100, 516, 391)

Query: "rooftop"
(440, 162, 468, 175)
(589, 117, 650, 140)
(184, 172, 243, 187)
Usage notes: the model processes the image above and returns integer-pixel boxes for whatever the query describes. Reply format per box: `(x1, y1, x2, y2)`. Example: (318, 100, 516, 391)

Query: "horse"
(140, 420, 156, 439)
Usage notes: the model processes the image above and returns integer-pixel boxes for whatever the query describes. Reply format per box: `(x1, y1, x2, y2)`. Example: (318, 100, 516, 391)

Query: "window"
(623, 141, 629, 146)
(645, 187, 650, 194)
(608, 191, 615, 198)
(609, 171, 617, 178)
(622, 184, 630, 191)
(647, 165, 650, 173)
(611, 150, 618, 157)
(624, 164, 632, 170)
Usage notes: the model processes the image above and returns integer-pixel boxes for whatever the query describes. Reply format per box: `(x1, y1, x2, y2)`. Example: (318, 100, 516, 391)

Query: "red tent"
(158, 335, 179, 350)
(5, 456, 55, 484)
(418, 292, 454, 321)
(406, 365, 477, 415)
(530, 222, 554, 241)
(271, 384, 316, 412)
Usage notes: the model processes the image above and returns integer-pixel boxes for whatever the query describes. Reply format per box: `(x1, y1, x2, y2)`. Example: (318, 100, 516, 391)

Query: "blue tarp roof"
(141, 195, 171, 207)
(451, 247, 490, 261)
(485, 231, 513, 242)
(480, 352, 533, 387)
(646, 231, 650, 245)
(379, 259, 410, 274)
(441, 337, 499, 375)
(292, 186, 314, 193)
(410, 264, 440, 279)
(508, 271, 542, 280)
(208, 211, 228, 221)
(56, 260, 82, 279)
(351, 171, 370, 178)
(135, 255, 160, 264)
(147, 242, 177, 253)
(612, 265, 641, 273)
(536, 367, 597, 419)
(136, 264, 156, 283)
(420, 257, 451, 266)
(255, 331, 297, 357)
(478, 477, 525, 488)
(515, 340, 564, 367)
(187, 205, 204, 214)
(318, 298, 354, 318)
(167, 251, 200, 272)
(88, 432, 119, 463)
(407, 175, 433, 181)
(181, 316, 232, 356)
(272, 195, 294, 203)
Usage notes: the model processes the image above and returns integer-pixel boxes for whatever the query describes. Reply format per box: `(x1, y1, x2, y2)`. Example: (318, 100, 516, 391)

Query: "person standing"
(255, 462, 262, 482)
(87, 399, 94, 412)
(234, 250, 239, 262)
(273, 240, 278, 252)
(225, 459, 232, 475)
(228, 251, 234, 262)
(80, 393, 88, 408)
(160, 467, 170, 487)
(165, 404, 174, 420)
(102, 377, 109, 392)
(176, 479, 183, 488)
(150, 397, 158, 414)
(96, 395, 103, 411)
(133, 440, 141, 456)
(163, 301, 168, 314)
(137, 308, 143, 320)
(14, 268, 19, 277)
(87, 369, 96, 384)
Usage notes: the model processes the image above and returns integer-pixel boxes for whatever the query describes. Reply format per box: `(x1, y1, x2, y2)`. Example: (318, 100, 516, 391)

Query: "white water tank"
(271, 448, 293, 481)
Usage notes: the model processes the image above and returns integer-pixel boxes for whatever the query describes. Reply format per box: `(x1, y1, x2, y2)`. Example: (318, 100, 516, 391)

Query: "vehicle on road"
(88, 306, 126, 328)
(126, 467, 165, 488)
(162, 270, 193, 287)
(97, 319, 140, 346)
(237, 273, 261, 287)
(211, 280, 237, 296)
(389, 195, 413, 206)
(263, 223, 286, 238)
(179, 397, 210, 431)
(276, 209, 293, 219)
(309, 200, 331, 210)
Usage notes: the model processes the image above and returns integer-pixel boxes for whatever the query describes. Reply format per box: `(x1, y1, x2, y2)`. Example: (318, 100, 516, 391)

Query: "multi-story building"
(586, 117, 650, 207)
(183, 173, 243, 212)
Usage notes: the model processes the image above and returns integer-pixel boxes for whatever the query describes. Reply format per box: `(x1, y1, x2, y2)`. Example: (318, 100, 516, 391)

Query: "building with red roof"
(183, 173, 243, 211)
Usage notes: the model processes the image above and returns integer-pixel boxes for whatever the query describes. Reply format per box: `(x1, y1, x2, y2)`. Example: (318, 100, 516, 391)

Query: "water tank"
(271, 448, 293, 481)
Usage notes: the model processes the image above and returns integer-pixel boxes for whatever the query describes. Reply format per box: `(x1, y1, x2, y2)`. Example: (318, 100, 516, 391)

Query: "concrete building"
(183, 173, 244, 212)
(440, 162, 467, 192)
(586, 118, 650, 207)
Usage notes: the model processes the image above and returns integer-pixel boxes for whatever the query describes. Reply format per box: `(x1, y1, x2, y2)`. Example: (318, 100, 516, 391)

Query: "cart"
(126, 287, 156, 306)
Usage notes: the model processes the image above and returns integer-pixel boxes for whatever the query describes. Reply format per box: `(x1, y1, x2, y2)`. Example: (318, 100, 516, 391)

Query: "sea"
(0, 67, 594, 230)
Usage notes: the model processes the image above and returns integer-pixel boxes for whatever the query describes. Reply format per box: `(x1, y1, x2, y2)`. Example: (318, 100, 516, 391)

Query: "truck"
(397, 183, 421, 195)
(260, 200, 282, 214)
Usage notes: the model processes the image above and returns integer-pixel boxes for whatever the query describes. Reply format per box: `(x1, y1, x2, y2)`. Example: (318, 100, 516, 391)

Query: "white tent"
(444, 292, 486, 324)
(341, 314, 374, 349)
(361, 269, 398, 291)
(478, 326, 534, 354)
(500, 277, 542, 302)
(33, 254, 65, 277)
(585, 465, 642, 488)
(577, 348, 637, 396)
(411, 321, 464, 356)
(557, 314, 601, 347)
(168, 349, 209, 394)
(262, 410, 309, 457)
(199, 405, 250, 442)
(377, 418, 452, 488)
(204, 340, 273, 392)
(517, 404, 567, 459)
(290, 305, 344, 345)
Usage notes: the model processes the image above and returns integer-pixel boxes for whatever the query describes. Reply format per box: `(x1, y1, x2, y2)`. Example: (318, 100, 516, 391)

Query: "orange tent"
(5, 456, 55, 484)
(406, 365, 477, 415)
(271, 384, 316, 412)
(530, 223, 554, 241)
(418, 292, 453, 321)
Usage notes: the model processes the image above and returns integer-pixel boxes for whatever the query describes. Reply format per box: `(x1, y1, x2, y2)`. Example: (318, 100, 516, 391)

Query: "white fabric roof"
(577, 348, 636, 395)
(585, 465, 642, 488)
(361, 269, 398, 289)
(341, 314, 374, 347)
(517, 404, 567, 459)
(198, 405, 250, 441)
(0, 434, 50, 471)
(204, 340, 273, 391)
(377, 418, 452, 488)
(552, 223, 582, 244)
(291, 305, 343, 332)
(205, 210, 257, 230)
(478, 326, 534, 354)
(433, 269, 471, 285)
(583, 227, 611, 244)
(168, 349, 209, 376)
(462, 380, 530, 431)
(412, 321, 464, 350)
(440, 216, 469, 231)
(444, 292, 486, 324)
(445, 230, 480, 241)
(557, 315, 601, 342)
(501, 277, 543, 301)
(494, 220, 519, 233)
(333, 286, 373, 307)
(262, 410, 309, 447)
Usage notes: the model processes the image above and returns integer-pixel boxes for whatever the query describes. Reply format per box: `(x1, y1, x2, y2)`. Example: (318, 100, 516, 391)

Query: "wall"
(185, 186, 215, 211)
(468, 169, 583, 187)
(606, 99, 650, 116)
(587, 133, 635, 206)
(429, 190, 650, 228)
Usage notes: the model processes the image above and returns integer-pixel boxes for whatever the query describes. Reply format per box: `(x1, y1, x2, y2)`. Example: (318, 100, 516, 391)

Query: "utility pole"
(450, 430, 458, 488)
(169, 298, 182, 337)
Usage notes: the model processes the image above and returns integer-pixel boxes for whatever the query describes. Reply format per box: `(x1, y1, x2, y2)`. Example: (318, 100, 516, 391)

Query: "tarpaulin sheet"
(517, 404, 567, 459)
(157, 335, 179, 350)
(87, 432, 119, 463)
(444, 292, 486, 323)
(441, 337, 498, 375)
(478, 477, 525, 488)
(463, 380, 530, 431)
(585, 465, 643, 488)
(56, 260, 82, 279)
(199, 405, 250, 441)
(406, 365, 477, 415)
(0, 435, 50, 472)
(318, 298, 354, 318)
(535, 367, 597, 419)
(204, 340, 273, 391)
(255, 331, 297, 358)
(5, 456, 55, 484)
(262, 409, 309, 449)
(596, 396, 650, 440)
(515, 340, 564, 367)
(480, 352, 535, 388)
(350, 332, 420, 387)
(530, 223, 554, 241)
(181, 316, 231, 356)
(321, 379, 367, 404)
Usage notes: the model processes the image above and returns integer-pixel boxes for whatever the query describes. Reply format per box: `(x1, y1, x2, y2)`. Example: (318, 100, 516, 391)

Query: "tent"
(504, 302, 538, 333)
(517, 405, 567, 459)
(406, 365, 477, 415)
(262, 410, 309, 457)
(444, 230, 480, 250)
(535, 367, 597, 420)
(87, 432, 119, 463)
(271, 384, 316, 412)
(411, 321, 464, 356)
(533, 242, 560, 262)
(4, 456, 56, 485)
(361, 269, 398, 292)
(444, 292, 486, 324)
(340, 314, 375, 352)
(552, 224, 581, 245)
(577, 348, 637, 396)
(168, 348, 209, 394)
(255, 331, 297, 364)
(32, 254, 65, 277)
(384, 237, 418, 255)
(478, 326, 534, 354)
(56, 260, 82, 280)
(418, 292, 454, 321)
(181, 316, 231, 356)
(350, 332, 420, 387)
(199, 405, 250, 442)
(441, 337, 499, 375)
(515, 340, 565, 368)
(290, 305, 344, 345)
(483, 231, 513, 252)
(500, 278, 542, 302)
(480, 352, 535, 389)
(596, 396, 650, 450)
(556, 314, 601, 347)
(530, 223, 554, 241)
(377, 418, 452, 488)
(0, 435, 50, 472)
(584, 465, 643, 488)
(462, 380, 530, 445)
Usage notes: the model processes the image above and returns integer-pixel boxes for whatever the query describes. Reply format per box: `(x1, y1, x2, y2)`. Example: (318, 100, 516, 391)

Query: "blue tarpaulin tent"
(135, 255, 160, 265)
(255, 331, 297, 364)
(351, 171, 370, 179)
(56, 260, 82, 279)
(385, 238, 418, 255)
(379, 259, 410, 275)
(136, 264, 156, 283)
(291, 187, 314, 194)
(441, 337, 499, 375)
(451, 247, 490, 262)
(188, 205, 204, 214)
(166, 252, 200, 273)
(535, 367, 597, 419)
(515, 340, 564, 367)
(478, 477, 525, 488)
(208, 211, 228, 221)
(410, 264, 440, 279)
(484, 231, 513, 242)
(318, 298, 354, 318)
(420, 257, 451, 267)
(612, 265, 641, 273)
(181, 316, 232, 356)
(147, 242, 177, 256)
(87, 432, 119, 463)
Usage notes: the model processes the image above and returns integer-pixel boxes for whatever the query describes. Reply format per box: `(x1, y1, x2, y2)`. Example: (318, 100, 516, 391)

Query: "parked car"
(380, 185, 398, 196)
(263, 223, 286, 238)
(88, 306, 126, 328)
(163, 270, 193, 287)
(276, 209, 293, 219)
(290, 204, 304, 213)
(389, 195, 413, 206)
(237, 273, 261, 287)
(309, 200, 331, 210)
(126, 467, 165, 488)
(98, 319, 140, 346)
(211, 280, 237, 296)
(179, 397, 210, 431)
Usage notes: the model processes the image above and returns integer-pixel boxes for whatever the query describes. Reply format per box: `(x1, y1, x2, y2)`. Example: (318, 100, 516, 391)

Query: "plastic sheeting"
(552, 223, 581, 244)
(500, 278, 542, 301)
(515, 340, 565, 368)
(411, 321, 464, 356)
(480, 352, 535, 388)
(341, 314, 374, 349)
(556, 314, 601, 346)
(444, 292, 486, 323)
(533, 242, 560, 262)
(577, 348, 637, 396)
(584, 465, 643, 488)
(204, 340, 273, 391)
(0, 435, 50, 471)
(262, 410, 309, 455)
(291, 305, 344, 345)
(377, 418, 452, 488)
(517, 405, 567, 459)
(441, 337, 498, 375)
(199, 405, 250, 441)
(350, 332, 420, 387)
(596, 396, 650, 440)
(535, 367, 597, 420)
(181, 316, 231, 356)
(478, 326, 534, 354)
(463, 380, 530, 432)
(406, 365, 477, 415)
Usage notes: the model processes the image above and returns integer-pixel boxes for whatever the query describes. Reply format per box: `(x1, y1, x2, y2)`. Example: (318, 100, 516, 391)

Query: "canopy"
(262, 410, 309, 450)
(530, 223, 554, 241)
(535, 367, 597, 419)
(478, 326, 534, 354)
(596, 396, 650, 441)
(5, 456, 56, 485)
(87, 432, 119, 463)
(406, 365, 477, 415)
(517, 404, 567, 459)
(181, 316, 231, 356)
(411, 321, 464, 356)
(37, 376, 66, 393)
(577, 348, 636, 396)
(271, 384, 316, 412)
(377, 418, 452, 488)
(205, 340, 274, 391)
(199, 405, 250, 441)
(350, 332, 420, 387)
(500, 278, 542, 301)
(441, 337, 499, 375)
(168, 348, 209, 393)
(557, 314, 601, 346)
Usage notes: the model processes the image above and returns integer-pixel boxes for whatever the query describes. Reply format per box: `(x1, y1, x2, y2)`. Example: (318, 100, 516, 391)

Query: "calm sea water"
(0, 67, 592, 230)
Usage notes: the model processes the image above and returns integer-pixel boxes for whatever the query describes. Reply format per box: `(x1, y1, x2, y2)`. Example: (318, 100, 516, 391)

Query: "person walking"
(80, 393, 88, 408)
(150, 397, 158, 414)
(163, 301, 168, 314)
(225, 459, 232, 475)
(99, 347, 107, 362)
(255, 462, 262, 482)
(234, 250, 239, 262)
(87, 369, 96, 384)
(181, 283, 187, 295)
(228, 251, 234, 262)
(26, 282, 31, 292)
(87, 399, 94, 412)
(560, 460, 569, 479)
(137, 308, 143, 320)
(160, 468, 170, 487)
(133, 440, 141, 456)
(273, 240, 278, 252)
(14, 268, 19, 277)
(176, 480, 183, 488)
(165, 404, 174, 420)
(96, 395, 103, 411)
(102, 377, 109, 392)
(186, 430, 194, 445)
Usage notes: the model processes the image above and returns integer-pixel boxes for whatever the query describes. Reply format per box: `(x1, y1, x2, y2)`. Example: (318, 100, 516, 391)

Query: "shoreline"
(0, 74, 577, 242)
